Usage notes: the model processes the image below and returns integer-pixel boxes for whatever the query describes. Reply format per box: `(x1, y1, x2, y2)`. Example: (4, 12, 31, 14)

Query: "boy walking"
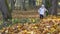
(38, 4, 48, 19)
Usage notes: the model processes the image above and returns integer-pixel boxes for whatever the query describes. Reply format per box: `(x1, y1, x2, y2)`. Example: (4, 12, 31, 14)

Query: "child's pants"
(40, 14, 44, 19)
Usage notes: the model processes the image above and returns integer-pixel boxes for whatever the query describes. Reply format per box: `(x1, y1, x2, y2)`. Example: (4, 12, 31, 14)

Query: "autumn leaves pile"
(0, 17, 60, 34)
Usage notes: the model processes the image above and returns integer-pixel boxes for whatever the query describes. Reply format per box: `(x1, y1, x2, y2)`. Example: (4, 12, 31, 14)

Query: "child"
(38, 4, 48, 19)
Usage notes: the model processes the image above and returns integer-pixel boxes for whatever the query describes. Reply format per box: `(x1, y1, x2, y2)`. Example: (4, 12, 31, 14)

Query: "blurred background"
(0, 0, 60, 24)
(0, 0, 60, 34)
(0, 0, 60, 22)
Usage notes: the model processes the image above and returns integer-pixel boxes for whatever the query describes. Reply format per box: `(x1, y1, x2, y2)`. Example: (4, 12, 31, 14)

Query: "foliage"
(46, 11, 48, 16)
(12, 18, 20, 24)
(12, 18, 39, 24)
(45, 0, 52, 9)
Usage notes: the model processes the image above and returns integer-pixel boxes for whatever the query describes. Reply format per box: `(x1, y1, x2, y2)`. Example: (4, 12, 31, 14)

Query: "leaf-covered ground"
(0, 10, 60, 34)
(0, 16, 60, 34)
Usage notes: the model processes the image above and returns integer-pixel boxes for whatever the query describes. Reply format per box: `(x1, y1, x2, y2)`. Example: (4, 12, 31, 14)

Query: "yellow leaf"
(32, 19, 35, 22)
(50, 28, 56, 32)
(24, 30, 27, 32)
(34, 26, 38, 29)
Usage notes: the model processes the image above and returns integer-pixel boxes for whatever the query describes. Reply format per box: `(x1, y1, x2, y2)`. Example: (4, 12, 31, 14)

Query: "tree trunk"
(0, 0, 13, 27)
(22, 0, 27, 11)
(51, 0, 58, 16)
(45, 0, 58, 16)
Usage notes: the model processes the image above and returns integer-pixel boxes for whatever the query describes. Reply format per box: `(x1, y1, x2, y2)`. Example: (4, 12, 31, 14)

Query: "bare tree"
(45, 0, 58, 16)
(0, 0, 15, 27)
(51, 0, 58, 16)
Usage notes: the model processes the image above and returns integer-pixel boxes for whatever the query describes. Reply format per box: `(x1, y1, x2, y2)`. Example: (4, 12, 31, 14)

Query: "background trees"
(45, 0, 58, 16)
(51, 0, 58, 16)
(0, 0, 15, 27)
